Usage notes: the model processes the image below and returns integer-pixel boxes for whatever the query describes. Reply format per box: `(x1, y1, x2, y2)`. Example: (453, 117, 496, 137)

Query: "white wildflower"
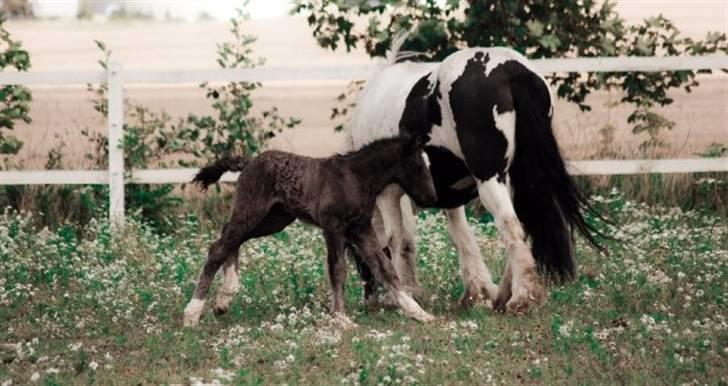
(559, 320, 574, 337)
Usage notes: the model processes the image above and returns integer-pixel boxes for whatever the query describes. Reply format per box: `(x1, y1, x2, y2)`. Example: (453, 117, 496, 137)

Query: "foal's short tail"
(192, 156, 250, 191)
(509, 68, 608, 282)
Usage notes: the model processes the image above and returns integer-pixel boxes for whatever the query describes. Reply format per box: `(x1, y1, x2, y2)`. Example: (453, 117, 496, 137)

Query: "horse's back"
(437, 47, 551, 106)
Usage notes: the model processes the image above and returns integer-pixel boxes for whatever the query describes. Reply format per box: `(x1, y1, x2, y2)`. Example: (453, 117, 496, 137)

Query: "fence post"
(107, 62, 125, 228)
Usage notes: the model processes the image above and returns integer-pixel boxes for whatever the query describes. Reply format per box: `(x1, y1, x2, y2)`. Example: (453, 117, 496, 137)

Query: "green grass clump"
(0, 191, 726, 385)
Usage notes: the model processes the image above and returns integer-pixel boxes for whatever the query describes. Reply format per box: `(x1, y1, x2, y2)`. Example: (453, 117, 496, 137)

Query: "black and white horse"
(347, 42, 604, 313)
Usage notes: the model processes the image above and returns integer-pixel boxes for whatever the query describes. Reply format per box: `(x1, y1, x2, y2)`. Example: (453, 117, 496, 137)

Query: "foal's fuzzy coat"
(183, 137, 438, 327)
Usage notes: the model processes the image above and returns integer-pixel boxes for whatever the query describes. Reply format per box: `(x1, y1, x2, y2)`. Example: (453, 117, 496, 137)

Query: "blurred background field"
(5, 1, 727, 167)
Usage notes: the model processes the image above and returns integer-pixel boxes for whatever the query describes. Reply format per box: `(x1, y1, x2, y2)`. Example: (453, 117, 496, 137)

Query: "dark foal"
(183, 137, 438, 327)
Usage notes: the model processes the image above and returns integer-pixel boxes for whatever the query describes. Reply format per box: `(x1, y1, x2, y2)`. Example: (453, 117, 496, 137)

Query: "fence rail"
(1, 54, 727, 226)
(1, 158, 726, 187)
(1, 54, 726, 85)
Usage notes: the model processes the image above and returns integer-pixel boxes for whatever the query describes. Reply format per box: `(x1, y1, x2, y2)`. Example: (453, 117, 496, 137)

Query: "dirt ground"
(4, 13, 727, 169)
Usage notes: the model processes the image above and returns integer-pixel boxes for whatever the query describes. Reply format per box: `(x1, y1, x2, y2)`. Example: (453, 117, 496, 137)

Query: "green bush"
(0, 11, 31, 166)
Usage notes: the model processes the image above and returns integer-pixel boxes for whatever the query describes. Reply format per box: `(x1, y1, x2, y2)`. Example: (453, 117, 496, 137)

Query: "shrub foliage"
(0, 12, 31, 163)
(294, 0, 726, 150)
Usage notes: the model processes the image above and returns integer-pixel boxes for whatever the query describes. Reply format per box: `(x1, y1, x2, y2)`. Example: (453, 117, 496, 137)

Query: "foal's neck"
(346, 144, 403, 195)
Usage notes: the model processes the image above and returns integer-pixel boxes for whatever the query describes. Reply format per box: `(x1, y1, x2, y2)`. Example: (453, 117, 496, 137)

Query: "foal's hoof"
(395, 291, 435, 322)
(183, 299, 205, 327)
(405, 285, 425, 303)
(332, 313, 358, 330)
(414, 311, 435, 323)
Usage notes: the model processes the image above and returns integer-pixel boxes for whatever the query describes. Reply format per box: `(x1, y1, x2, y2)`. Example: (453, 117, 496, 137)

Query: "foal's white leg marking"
(332, 312, 358, 330)
(395, 290, 434, 322)
(183, 298, 206, 327)
(445, 206, 499, 305)
(492, 106, 516, 166)
(214, 261, 240, 313)
(477, 178, 539, 313)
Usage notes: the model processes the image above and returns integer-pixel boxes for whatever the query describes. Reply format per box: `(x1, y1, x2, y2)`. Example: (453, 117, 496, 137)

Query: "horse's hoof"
(459, 282, 497, 309)
(504, 284, 543, 315)
(377, 292, 401, 310)
(505, 297, 531, 315)
(493, 294, 509, 313)
(213, 303, 229, 316)
(364, 295, 386, 312)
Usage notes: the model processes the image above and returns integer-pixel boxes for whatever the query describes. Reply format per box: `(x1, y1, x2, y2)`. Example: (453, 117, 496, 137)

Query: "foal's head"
(348, 136, 437, 207)
(393, 137, 437, 207)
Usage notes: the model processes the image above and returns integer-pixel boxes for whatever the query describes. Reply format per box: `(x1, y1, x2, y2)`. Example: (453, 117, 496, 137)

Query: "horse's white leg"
(213, 257, 240, 315)
(375, 185, 422, 298)
(398, 195, 421, 297)
(477, 177, 541, 313)
(445, 206, 499, 307)
(350, 225, 434, 323)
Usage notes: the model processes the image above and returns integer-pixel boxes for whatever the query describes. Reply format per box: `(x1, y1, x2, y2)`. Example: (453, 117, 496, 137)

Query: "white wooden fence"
(1, 54, 727, 227)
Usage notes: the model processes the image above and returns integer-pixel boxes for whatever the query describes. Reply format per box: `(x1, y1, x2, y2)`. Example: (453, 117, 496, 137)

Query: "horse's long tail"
(386, 29, 412, 64)
(508, 69, 608, 282)
(192, 156, 250, 191)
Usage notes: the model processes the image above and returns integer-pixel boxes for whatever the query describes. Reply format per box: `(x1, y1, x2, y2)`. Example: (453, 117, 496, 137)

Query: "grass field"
(0, 190, 726, 385)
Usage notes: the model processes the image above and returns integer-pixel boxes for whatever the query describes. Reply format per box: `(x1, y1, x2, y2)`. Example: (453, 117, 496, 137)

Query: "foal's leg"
(477, 177, 541, 314)
(349, 242, 378, 307)
(445, 206, 499, 308)
(375, 185, 422, 298)
(213, 256, 240, 315)
(324, 231, 357, 329)
(353, 207, 396, 309)
(350, 226, 434, 322)
(213, 206, 295, 315)
(184, 197, 275, 326)
(184, 221, 249, 327)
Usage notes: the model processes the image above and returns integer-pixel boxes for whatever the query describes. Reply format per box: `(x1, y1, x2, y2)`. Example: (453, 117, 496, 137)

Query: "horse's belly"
(425, 145, 478, 208)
